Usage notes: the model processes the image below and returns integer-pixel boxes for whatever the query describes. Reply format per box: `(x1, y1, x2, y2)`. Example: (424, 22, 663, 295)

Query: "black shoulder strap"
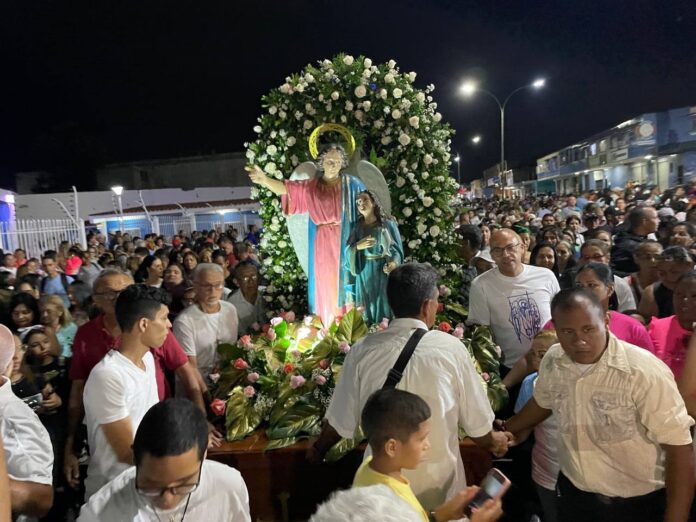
(60, 273, 70, 292)
(382, 328, 427, 389)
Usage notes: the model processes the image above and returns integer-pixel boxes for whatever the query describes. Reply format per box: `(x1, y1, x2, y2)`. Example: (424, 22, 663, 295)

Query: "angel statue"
(346, 190, 404, 324)
(247, 124, 392, 327)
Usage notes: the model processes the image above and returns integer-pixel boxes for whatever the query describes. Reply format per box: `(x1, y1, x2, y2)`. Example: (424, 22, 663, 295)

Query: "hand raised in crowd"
(431, 486, 503, 522)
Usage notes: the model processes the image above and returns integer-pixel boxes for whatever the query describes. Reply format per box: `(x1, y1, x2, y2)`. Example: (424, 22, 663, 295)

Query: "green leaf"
(325, 428, 365, 463)
(217, 343, 245, 362)
(265, 436, 299, 451)
(274, 320, 288, 338)
(267, 400, 322, 439)
(337, 308, 368, 344)
(301, 337, 335, 372)
(215, 366, 247, 398)
(225, 387, 263, 441)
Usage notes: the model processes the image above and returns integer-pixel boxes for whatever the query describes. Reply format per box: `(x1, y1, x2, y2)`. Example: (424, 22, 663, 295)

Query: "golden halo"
(308, 123, 356, 160)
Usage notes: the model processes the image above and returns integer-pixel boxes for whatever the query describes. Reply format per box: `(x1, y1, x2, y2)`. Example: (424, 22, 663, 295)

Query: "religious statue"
(247, 124, 392, 327)
(346, 190, 403, 324)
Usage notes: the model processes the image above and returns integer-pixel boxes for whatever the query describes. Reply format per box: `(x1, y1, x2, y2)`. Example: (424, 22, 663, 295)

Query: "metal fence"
(0, 218, 86, 258)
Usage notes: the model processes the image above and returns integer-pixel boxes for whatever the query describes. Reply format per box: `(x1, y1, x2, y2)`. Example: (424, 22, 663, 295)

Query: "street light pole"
(454, 154, 461, 185)
(111, 185, 124, 233)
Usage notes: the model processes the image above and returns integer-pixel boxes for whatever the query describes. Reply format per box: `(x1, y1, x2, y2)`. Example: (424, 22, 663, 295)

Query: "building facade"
(536, 106, 696, 195)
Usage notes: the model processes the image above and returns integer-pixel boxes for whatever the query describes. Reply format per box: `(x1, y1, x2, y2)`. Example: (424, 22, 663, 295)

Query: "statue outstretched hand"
(246, 165, 287, 196)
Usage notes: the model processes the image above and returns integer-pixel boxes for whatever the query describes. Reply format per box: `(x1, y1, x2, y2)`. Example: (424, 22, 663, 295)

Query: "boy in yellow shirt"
(353, 388, 502, 522)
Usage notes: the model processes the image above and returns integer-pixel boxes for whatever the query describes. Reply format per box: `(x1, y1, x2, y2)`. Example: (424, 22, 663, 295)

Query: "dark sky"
(1, 1, 695, 189)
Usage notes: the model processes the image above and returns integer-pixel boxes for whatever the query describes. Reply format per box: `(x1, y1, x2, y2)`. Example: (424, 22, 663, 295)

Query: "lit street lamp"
(454, 154, 461, 185)
(460, 78, 545, 173)
(111, 185, 124, 232)
(471, 135, 482, 145)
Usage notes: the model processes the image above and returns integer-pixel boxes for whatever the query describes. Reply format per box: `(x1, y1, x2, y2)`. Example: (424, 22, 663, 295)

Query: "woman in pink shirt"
(648, 270, 696, 379)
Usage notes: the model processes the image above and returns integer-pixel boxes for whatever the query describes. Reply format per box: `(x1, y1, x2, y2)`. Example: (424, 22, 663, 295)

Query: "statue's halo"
(308, 123, 356, 160)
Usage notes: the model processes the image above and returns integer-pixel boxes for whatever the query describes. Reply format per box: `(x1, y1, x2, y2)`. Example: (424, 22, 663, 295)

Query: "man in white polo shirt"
(83, 285, 168, 499)
(0, 324, 53, 519)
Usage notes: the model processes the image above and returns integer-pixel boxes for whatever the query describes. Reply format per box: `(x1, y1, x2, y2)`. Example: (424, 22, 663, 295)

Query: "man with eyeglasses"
(173, 263, 239, 387)
(227, 262, 265, 335)
(468, 229, 560, 396)
(77, 399, 250, 521)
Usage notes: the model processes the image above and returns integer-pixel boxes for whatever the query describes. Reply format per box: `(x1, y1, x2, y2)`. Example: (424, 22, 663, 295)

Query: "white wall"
(14, 186, 253, 220)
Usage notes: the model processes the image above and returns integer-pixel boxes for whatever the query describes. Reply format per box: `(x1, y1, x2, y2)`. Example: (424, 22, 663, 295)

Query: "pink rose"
(452, 326, 464, 339)
(284, 311, 296, 323)
(210, 398, 226, 416)
(266, 329, 277, 341)
(238, 335, 253, 349)
(243, 385, 256, 398)
(318, 359, 330, 370)
(378, 318, 389, 330)
(314, 375, 327, 385)
(338, 341, 351, 354)
(270, 317, 283, 326)
(290, 375, 306, 389)
(247, 372, 260, 383)
(251, 322, 261, 332)
(233, 358, 249, 370)
(289, 348, 302, 359)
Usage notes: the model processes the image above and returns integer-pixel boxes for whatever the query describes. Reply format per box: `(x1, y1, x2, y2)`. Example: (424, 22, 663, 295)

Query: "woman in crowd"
(15, 274, 40, 299)
(39, 294, 78, 358)
(537, 226, 561, 247)
(478, 224, 491, 254)
(574, 263, 654, 350)
(648, 270, 696, 379)
(565, 215, 583, 251)
(668, 221, 696, 247)
(585, 226, 613, 248)
(198, 248, 213, 264)
(530, 241, 559, 278)
(625, 240, 663, 307)
(134, 255, 164, 287)
(513, 225, 532, 264)
(182, 251, 199, 278)
(163, 262, 189, 320)
(639, 245, 695, 320)
(7, 292, 40, 333)
(555, 240, 576, 275)
(67, 280, 92, 326)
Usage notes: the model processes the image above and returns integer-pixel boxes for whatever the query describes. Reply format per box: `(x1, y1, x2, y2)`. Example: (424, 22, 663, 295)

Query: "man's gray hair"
(309, 485, 421, 522)
(92, 267, 133, 291)
(192, 263, 224, 281)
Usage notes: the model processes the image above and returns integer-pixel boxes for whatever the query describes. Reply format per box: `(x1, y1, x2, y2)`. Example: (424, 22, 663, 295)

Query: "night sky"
(1, 1, 695, 190)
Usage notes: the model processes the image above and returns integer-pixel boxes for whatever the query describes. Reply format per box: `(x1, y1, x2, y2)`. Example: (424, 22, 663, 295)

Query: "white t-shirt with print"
(467, 265, 560, 367)
(83, 350, 159, 499)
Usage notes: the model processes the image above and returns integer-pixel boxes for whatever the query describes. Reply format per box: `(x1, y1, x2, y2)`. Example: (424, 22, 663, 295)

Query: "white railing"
(0, 218, 86, 258)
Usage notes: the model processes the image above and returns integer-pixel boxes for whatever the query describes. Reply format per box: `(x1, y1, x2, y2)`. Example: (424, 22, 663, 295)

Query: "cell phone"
(464, 468, 511, 516)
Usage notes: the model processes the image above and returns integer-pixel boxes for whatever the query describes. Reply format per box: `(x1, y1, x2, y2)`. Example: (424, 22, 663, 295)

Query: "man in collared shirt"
(226, 263, 265, 335)
(0, 323, 54, 519)
(310, 263, 509, 511)
(505, 288, 694, 522)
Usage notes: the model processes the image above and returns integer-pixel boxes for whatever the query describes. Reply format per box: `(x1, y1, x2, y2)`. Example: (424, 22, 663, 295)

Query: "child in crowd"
(354, 388, 502, 522)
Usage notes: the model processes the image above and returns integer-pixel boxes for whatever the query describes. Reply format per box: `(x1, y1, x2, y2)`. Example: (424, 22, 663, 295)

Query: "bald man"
(467, 229, 560, 372)
(0, 324, 54, 518)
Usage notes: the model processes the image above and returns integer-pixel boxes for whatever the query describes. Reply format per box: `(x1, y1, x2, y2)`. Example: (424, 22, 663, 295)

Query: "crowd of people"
(2, 180, 696, 521)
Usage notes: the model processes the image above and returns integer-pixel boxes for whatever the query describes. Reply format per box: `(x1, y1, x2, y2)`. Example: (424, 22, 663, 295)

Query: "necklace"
(148, 493, 192, 522)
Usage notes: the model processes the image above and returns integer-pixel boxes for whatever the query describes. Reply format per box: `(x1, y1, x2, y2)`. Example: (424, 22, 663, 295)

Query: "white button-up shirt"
(534, 334, 694, 497)
(0, 376, 53, 486)
(325, 318, 494, 510)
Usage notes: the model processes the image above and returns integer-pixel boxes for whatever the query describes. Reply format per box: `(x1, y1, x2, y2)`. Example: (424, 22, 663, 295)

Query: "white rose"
(423, 154, 433, 165)
(422, 171, 429, 179)
(354, 85, 367, 98)
(295, 84, 305, 93)
(423, 197, 434, 207)
(381, 136, 392, 145)
(318, 94, 324, 101)
(354, 110, 364, 121)
(303, 120, 313, 130)
(429, 225, 441, 237)
(294, 110, 303, 120)
(269, 106, 278, 114)
(408, 240, 418, 249)
(384, 73, 395, 84)
(345, 101, 354, 111)
(279, 83, 291, 94)
(331, 91, 339, 100)
(362, 101, 371, 111)
(340, 115, 347, 123)
(286, 136, 296, 147)
(433, 112, 443, 122)
(391, 109, 401, 119)
(396, 176, 406, 188)
(408, 116, 419, 128)
(398, 133, 411, 146)
(417, 223, 427, 235)
(278, 240, 288, 249)
(343, 55, 354, 65)
(269, 223, 281, 232)
(253, 125, 262, 133)
(379, 88, 388, 99)
(408, 71, 417, 82)
(304, 73, 314, 83)
(388, 59, 396, 69)
(266, 145, 277, 155)
(393, 88, 403, 99)
(245, 149, 255, 160)
(374, 119, 384, 129)
(363, 58, 372, 68)
(417, 190, 425, 199)
(416, 138, 423, 148)
(403, 207, 412, 217)
(362, 68, 371, 78)
(264, 162, 277, 174)
(434, 207, 442, 216)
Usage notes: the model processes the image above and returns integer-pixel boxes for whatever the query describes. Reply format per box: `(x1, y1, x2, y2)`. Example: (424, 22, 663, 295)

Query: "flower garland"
(245, 54, 461, 317)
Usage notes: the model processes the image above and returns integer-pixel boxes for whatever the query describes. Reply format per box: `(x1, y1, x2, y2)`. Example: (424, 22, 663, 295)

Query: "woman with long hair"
(162, 262, 190, 320)
(39, 294, 78, 358)
(134, 255, 164, 287)
(182, 251, 199, 279)
(7, 292, 40, 333)
(555, 240, 577, 275)
(530, 241, 559, 278)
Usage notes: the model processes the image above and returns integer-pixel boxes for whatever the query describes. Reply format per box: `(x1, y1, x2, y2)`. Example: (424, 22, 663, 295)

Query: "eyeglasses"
(194, 282, 225, 291)
(490, 242, 520, 257)
(239, 275, 258, 283)
(136, 460, 202, 498)
(93, 290, 122, 301)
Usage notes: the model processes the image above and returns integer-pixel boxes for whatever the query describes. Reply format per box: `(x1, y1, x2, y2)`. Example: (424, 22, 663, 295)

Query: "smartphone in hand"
(464, 468, 511, 516)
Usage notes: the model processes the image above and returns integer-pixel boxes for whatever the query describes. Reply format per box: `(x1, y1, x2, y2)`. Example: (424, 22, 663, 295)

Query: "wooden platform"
(207, 431, 492, 521)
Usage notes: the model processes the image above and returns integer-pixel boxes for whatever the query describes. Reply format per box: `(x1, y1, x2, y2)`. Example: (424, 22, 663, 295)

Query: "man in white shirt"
(468, 229, 560, 371)
(0, 324, 54, 519)
(505, 288, 694, 522)
(83, 285, 169, 499)
(310, 263, 509, 511)
(226, 263, 265, 335)
(173, 263, 239, 383)
(78, 399, 250, 521)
